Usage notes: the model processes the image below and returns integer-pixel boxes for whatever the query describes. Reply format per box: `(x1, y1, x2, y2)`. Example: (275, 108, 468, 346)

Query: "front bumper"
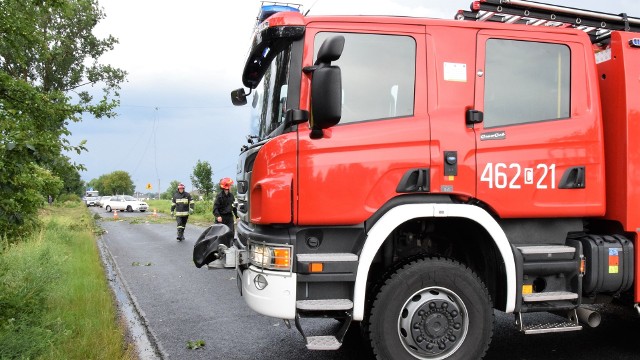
(240, 265, 296, 319)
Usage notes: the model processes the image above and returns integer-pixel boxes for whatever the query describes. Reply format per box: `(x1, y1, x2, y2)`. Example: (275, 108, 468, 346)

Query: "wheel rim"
(397, 286, 469, 359)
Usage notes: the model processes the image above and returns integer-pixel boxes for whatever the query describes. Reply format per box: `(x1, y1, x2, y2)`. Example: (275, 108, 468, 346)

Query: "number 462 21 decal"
(480, 163, 556, 189)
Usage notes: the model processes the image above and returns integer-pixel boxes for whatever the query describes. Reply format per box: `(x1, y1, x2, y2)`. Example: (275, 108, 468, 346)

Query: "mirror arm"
(302, 65, 318, 74)
(284, 109, 309, 128)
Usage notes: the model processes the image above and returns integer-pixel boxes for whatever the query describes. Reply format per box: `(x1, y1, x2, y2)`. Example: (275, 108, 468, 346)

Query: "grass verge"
(0, 201, 135, 360)
(147, 199, 215, 227)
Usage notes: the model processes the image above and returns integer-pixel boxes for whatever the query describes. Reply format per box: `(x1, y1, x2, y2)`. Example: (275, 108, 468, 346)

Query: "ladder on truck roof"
(455, 0, 640, 43)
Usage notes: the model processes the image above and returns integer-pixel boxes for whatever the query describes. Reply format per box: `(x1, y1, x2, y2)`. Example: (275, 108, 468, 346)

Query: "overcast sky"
(66, 0, 640, 194)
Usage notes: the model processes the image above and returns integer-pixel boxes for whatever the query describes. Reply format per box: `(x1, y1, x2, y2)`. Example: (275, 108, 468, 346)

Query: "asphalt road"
(93, 207, 640, 360)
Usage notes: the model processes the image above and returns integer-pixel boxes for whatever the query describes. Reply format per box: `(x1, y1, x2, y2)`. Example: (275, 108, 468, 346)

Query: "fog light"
(254, 274, 268, 290)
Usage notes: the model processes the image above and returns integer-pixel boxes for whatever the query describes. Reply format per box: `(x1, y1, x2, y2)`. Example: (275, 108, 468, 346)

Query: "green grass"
(0, 202, 134, 360)
(147, 199, 215, 226)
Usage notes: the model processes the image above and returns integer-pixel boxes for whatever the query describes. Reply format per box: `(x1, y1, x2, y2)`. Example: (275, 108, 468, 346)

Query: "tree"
(87, 177, 103, 194)
(191, 160, 214, 200)
(161, 180, 181, 200)
(0, 0, 125, 240)
(89, 171, 134, 195)
(49, 156, 85, 196)
(103, 171, 134, 195)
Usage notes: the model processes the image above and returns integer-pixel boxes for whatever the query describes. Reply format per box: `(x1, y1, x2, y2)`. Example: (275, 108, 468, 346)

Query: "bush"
(194, 200, 213, 215)
(55, 193, 82, 204)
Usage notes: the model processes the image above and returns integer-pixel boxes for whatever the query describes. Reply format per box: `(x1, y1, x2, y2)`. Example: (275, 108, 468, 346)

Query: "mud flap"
(192, 224, 233, 268)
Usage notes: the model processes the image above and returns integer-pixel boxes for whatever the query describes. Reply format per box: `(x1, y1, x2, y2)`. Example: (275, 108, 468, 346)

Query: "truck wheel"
(366, 257, 493, 360)
(106, 205, 112, 212)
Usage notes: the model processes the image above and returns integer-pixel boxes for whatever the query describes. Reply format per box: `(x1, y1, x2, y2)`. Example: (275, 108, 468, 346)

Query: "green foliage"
(161, 180, 181, 200)
(0, 0, 126, 115)
(0, 0, 126, 240)
(88, 170, 135, 195)
(191, 160, 214, 200)
(0, 236, 64, 358)
(186, 339, 206, 350)
(56, 193, 82, 204)
(0, 206, 134, 359)
(194, 200, 213, 215)
(50, 156, 86, 196)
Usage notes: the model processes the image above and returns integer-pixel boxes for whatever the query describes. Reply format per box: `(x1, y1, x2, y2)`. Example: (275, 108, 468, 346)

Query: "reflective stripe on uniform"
(175, 211, 189, 216)
(175, 198, 190, 204)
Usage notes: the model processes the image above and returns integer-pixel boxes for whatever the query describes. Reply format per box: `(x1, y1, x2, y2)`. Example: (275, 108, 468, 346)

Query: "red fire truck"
(221, 1, 640, 358)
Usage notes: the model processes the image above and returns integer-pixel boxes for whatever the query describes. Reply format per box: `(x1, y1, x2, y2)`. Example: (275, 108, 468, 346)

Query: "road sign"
(146, 183, 153, 190)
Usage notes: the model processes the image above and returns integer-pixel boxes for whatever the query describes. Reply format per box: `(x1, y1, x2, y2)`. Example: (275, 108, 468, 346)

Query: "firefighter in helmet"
(213, 177, 237, 236)
(170, 183, 194, 241)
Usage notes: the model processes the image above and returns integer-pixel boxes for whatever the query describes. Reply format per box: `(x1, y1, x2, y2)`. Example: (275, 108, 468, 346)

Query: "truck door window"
(250, 45, 292, 139)
(314, 32, 416, 124)
(484, 39, 570, 128)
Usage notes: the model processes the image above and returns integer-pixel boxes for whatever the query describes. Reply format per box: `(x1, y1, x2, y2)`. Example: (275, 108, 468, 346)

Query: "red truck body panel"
(287, 15, 606, 224)
(598, 31, 640, 232)
(596, 31, 640, 301)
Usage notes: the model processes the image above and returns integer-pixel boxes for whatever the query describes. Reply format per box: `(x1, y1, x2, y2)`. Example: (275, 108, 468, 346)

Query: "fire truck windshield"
(249, 44, 292, 140)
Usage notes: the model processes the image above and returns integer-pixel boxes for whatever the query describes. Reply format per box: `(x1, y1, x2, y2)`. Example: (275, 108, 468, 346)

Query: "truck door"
(297, 24, 428, 225)
(473, 30, 605, 218)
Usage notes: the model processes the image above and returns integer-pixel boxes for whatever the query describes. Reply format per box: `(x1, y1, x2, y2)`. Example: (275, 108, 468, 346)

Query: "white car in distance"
(104, 195, 149, 213)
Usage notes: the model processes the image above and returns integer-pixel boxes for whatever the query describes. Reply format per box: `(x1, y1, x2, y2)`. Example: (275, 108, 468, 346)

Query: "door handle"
(466, 109, 484, 125)
(558, 166, 585, 189)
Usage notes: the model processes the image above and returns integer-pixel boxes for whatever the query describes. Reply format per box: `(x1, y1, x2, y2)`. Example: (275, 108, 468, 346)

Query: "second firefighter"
(171, 183, 194, 241)
(213, 177, 237, 237)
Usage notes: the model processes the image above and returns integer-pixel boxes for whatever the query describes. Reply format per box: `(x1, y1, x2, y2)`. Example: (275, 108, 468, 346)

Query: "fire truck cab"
(221, 1, 640, 358)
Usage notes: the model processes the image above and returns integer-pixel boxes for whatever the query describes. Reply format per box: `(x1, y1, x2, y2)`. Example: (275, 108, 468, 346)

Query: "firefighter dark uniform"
(213, 178, 237, 237)
(171, 183, 194, 241)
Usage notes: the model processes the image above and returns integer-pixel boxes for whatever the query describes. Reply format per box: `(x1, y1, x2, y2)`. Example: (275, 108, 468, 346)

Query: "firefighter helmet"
(220, 177, 233, 189)
(178, 183, 185, 189)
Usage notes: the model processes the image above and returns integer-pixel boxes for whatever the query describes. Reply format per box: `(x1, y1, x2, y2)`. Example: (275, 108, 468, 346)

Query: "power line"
(153, 107, 160, 185)
(129, 108, 158, 176)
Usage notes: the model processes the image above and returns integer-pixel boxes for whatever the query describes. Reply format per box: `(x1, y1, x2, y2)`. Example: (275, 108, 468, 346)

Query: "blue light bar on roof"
(258, 4, 301, 23)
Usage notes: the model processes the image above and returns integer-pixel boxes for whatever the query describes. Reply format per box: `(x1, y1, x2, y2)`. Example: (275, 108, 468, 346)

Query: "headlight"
(252, 244, 271, 265)
(249, 242, 291, 271)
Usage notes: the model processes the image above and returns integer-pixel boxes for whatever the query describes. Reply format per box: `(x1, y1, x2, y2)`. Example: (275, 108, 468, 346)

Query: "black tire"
(366, 257, 493, 360)
(140, 210, 146, 212)
(105, 205, 112, 212)
(126, 205, 133, 212)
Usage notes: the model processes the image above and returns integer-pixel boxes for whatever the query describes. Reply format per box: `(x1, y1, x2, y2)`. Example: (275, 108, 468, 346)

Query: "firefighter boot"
(178, 228, 185, 241)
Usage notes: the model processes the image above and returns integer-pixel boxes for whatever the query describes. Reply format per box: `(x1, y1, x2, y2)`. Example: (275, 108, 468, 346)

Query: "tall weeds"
(0, 202, 134, 359)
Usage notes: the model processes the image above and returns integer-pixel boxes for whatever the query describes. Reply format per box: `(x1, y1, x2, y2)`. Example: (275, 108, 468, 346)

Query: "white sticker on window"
(444, 62, 467, 82)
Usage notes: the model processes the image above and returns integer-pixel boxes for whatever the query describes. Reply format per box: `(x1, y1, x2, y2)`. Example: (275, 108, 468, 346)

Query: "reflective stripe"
(175, 198, 190, 204)
(175, 211, 189, 216)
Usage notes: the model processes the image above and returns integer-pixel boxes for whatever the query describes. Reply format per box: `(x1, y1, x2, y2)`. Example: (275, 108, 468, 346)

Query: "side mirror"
(231, 88, 248, 106)
(307, 36, 345, 136)
(311, 66, 342, 130)
(315, 36, 345, 65)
